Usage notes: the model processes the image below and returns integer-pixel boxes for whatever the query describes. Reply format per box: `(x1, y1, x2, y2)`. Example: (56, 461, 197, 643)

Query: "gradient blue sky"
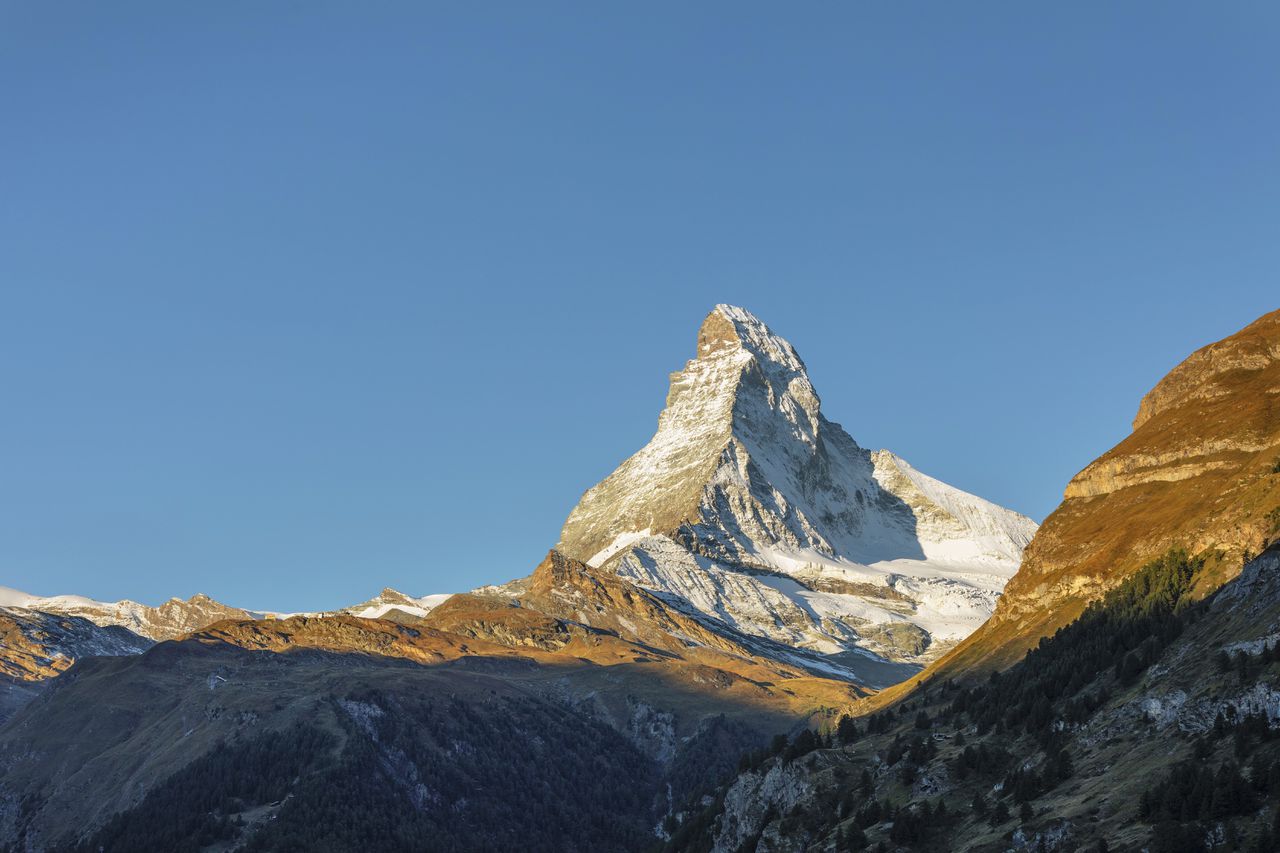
(2, 3, 1277, 611)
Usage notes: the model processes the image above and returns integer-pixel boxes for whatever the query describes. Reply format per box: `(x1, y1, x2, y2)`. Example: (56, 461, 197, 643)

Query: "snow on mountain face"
(558, 305, 1037, 663)
(341, 588, 453, 621)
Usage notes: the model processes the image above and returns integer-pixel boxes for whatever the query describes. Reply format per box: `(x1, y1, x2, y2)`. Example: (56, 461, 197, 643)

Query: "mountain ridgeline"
(1, 304, 1277, 852)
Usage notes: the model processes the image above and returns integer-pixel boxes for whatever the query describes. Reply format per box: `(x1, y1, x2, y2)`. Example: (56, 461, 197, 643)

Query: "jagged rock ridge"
(338, 588, 453, 622)
(558, 305, 1037, 664)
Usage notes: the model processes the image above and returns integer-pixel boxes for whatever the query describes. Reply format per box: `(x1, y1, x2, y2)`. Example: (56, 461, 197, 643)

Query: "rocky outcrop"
(1134, 310, 1280, 430)
(435, 550, 804, 663)
(710, 759, 818, 853)
(184, 614, 532, 667)
(133, 593, 259, 640)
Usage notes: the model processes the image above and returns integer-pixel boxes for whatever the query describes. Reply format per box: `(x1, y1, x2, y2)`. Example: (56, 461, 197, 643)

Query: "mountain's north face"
(558, 305, 1037, 665)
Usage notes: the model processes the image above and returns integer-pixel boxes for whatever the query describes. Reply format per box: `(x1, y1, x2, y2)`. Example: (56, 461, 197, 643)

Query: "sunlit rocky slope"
(936, 307, 1280, 674)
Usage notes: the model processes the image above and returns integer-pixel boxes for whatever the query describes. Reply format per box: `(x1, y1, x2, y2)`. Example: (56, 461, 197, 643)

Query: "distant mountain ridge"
(1, 305, 1032, 680)
(0, 585, 257, 642)
(0, 584, 457, 690)
(338, 588, 453, 622)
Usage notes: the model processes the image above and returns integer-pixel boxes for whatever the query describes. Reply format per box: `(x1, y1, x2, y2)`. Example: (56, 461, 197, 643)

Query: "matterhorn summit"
(557, 305, 1036, 667)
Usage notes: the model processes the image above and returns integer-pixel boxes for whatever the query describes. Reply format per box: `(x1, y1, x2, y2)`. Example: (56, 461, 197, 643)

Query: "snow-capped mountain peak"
(0, 586, 257, 641)
(557, 304, 1037, 664)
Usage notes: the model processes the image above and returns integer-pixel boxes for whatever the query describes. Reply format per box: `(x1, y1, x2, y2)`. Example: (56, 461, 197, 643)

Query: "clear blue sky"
(2, 3, 1276, 611)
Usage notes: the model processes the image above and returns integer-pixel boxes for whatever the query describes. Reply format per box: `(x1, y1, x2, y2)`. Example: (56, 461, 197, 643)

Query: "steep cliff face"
(558, 305, 1037, 665)
(940, 308, 1280, 673)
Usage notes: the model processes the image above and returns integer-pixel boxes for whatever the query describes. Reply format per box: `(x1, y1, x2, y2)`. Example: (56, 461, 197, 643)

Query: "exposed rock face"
(185, 613, 549, 666)
(132, 593, 259, 640)
(0, 587, 256, 642)
(711, 759, 817, 853)
(939, 308, 1280, 673)
(557, 305, 1037, 666)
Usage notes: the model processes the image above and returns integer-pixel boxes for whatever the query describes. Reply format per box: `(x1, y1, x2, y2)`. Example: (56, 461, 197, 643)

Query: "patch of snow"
(588, 529, 654, 568)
